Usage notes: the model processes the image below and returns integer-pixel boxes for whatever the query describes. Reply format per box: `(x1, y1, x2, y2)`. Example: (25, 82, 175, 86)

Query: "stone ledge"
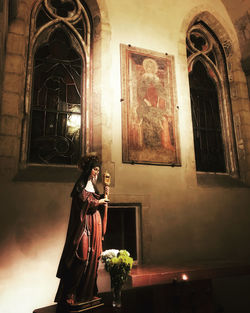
(33, 262, 250, 313)
(98, 261, 250, 291)
(129, 261, 250, 288)
(196, 172, 249, 188)
(13, 165, 80, 182)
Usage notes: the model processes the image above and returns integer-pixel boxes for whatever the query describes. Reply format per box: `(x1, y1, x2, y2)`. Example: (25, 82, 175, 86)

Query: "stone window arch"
(22, 0, 92, 165)
(187, 21, 238, 176)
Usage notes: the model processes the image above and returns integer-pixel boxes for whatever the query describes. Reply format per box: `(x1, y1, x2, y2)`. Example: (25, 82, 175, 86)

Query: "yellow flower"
(119, 250, 130, 257)
(110, 257, 119, 265)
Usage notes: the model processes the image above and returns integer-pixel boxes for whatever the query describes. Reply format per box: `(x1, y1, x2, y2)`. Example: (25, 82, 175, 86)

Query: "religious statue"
(54, 153, 110, 311)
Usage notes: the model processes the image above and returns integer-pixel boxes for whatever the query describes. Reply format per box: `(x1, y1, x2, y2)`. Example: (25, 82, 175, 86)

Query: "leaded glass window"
(187, 22, 235, 173)
(26, 0, 90, 165)
(189, 61, 225, 172)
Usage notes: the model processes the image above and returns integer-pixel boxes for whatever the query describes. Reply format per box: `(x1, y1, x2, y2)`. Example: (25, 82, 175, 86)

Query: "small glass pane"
(207, 51, 216, 64)
(74, 18, 86, 41)
(48, 0, 76, 18)
(67, 84, 80, 103)
(45, 112, 57, 136)
(36, 5, 51, 29)
(190, 32, 208, 51)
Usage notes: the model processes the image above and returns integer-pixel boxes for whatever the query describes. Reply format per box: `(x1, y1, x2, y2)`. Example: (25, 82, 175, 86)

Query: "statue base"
(66, 297, 104, 312)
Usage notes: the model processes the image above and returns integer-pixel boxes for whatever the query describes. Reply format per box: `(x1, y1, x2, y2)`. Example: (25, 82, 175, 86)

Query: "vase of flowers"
(101, 249, 133, 308)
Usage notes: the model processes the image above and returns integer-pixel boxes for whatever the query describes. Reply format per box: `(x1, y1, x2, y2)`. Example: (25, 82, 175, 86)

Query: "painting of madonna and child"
(120, 44, 181, 166)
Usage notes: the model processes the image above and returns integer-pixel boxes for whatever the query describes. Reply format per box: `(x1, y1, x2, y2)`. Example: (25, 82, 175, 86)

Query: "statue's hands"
(99, 198, 108, 205)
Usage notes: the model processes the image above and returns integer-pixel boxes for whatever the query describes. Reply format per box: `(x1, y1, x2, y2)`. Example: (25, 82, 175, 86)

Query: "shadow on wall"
(0, 181, 72, 256)
(0, 181, 74, 313)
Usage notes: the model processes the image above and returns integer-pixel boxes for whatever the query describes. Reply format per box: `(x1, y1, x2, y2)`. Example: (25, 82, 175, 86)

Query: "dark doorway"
(103, 205, 141, 262)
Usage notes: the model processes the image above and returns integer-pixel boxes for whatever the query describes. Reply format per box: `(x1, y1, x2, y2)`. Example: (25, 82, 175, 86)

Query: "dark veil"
(71, 154, 101, 197)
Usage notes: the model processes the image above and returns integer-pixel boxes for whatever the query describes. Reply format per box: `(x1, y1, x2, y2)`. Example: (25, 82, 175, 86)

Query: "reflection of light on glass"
(181, 274, 188, 281)
(67, 113, 81, 129)
(67, 106, 81, 132)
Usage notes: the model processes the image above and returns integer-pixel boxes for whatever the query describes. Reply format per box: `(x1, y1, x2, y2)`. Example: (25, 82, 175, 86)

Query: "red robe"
(55, 188, 107, 303)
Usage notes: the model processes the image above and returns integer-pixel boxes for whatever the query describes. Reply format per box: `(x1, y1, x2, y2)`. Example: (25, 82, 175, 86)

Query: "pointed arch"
(178, 8, 250, 181)
(187, 19, 238, 175)
(21, 0, 94, 166)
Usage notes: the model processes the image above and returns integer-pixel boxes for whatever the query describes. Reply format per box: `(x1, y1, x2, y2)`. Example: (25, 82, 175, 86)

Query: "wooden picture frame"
(120, 44, 181, 166)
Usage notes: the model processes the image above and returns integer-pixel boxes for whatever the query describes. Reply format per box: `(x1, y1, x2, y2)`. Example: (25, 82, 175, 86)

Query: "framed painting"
(120, 44, 181, 166)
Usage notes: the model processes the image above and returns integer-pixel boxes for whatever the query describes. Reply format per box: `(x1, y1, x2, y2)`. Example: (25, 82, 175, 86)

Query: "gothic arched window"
(187, 22, 238, 175)
(25, 0, 91, 165)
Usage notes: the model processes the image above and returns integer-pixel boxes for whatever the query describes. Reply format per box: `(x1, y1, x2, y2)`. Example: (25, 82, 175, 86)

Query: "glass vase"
(112, 285, 122, 308)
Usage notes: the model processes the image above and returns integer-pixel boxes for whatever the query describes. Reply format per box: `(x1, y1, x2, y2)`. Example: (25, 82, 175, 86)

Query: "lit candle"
(181, 274, 188, 281)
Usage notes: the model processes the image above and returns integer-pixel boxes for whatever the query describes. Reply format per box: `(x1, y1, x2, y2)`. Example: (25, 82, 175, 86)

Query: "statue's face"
(90, 166, 100, 181)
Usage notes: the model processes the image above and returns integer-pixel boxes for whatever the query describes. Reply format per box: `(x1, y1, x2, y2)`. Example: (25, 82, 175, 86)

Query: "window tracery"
(24, 0, 91, 165)
(187, 22, 238, 175)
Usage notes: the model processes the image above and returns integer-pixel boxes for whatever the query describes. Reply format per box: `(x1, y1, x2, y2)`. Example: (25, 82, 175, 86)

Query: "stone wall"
(0, 0, 9, 112)
(0, 0, 29, 178)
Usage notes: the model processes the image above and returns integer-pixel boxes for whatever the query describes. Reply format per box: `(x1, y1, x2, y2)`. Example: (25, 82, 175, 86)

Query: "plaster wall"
(0, 1, 250, 313)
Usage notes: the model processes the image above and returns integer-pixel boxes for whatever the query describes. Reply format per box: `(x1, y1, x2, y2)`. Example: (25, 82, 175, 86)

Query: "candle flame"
(182, 273, 188, 281)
